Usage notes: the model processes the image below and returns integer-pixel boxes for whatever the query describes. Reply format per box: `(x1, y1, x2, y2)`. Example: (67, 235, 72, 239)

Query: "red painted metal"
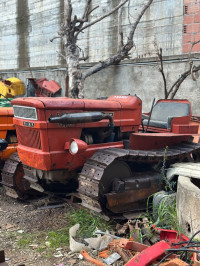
(119, 239, 149, 252)
(142, 99, 193, 134)
(17, 141, 124, 171)
(11, 96, 197, 173)
(130, 133, 190, 150)
(68, 138, 88, 154)
(12, 95, 141, 171)
(151, 226, 189, 249)
(125, 240, 171, 266)
(34, 78, 61, 96)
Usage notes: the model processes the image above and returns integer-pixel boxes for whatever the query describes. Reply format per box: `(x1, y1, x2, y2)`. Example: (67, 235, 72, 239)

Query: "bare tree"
(51, 0, 153, 98)
(156, 41, 200, 99)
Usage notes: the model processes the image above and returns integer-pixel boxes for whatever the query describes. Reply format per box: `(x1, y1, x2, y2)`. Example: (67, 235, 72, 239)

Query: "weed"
(154, 197, 180, 231)
(46, 228, 69, 248)
(146, 193, 181, 232)
(16, 207, 114, 257)
(67, 208, 115, 237)
(160, 146, 174, 191)
(18, 233, 37, 248)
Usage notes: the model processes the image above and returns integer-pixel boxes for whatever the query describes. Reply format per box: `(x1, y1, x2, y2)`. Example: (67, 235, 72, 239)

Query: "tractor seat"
(142, 101, 190, 129)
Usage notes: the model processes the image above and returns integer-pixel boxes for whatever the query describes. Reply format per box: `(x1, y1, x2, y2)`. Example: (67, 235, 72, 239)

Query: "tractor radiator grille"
(16, 127, 41, 150)
(13, 105, 38, 120)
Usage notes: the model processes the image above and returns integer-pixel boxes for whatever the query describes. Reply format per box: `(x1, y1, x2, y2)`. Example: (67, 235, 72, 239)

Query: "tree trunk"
(65, 44, 84, 98)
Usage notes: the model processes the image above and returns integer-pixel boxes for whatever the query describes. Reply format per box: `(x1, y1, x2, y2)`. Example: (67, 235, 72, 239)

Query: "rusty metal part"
(37, 203, 65, 210)
(108, 239, 149, 263)
(98, 250, 110, 258)
(78, 142, 200, 216)
(1, 152, 31, 199)
(108, 239, 132, 262)
(119, 239, 149, 252)
(28, 78, 61, 97)
(80, 250, 105, 266)
(160, 258, 188, 266)
(117, 222, 129, 235)
(0, 250, 8, 266)
(106, 174, 160, 213)
(113, 246, 132, 263)
(128, 220, 135, 233)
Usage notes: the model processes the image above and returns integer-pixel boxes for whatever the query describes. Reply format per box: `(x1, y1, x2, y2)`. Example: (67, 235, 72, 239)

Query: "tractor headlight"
(69, 139, 88, 155)
(70, 140, 79, 154)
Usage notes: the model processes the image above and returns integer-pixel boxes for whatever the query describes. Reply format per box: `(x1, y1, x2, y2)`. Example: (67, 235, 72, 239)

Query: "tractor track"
(77, 142, 200, 216)
(1, 152, 24, 199)
(1, 142, 200, 218)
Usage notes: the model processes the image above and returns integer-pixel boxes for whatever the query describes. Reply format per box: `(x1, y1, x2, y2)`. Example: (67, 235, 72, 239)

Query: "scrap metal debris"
(27, 77, 61, 97)
(68, 222, 200, 265)
(103, 252, 121, 265)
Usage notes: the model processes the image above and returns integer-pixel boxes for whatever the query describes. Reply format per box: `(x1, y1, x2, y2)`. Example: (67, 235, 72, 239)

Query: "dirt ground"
(0, 187, 92, 266)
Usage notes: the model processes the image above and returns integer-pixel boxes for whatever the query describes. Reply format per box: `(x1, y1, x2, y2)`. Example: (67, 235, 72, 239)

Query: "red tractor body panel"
(12, 95, 142, 171)
(130, 133, 191, 150)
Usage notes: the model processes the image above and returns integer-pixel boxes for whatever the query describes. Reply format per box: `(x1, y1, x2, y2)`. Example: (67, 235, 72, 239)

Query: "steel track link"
(1, 152, 22, 198)
(1, 152, 30, 199)
(78, 142, 200, 215)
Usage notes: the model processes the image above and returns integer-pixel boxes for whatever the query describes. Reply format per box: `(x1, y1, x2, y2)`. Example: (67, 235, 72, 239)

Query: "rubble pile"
(64, 221, 200, 266)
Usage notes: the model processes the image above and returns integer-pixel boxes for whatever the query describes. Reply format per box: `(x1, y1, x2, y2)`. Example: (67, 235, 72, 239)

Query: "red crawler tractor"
(5, 95, 200, 217)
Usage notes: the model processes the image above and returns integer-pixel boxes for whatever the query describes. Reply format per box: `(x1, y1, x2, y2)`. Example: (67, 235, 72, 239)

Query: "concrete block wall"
(75, 0, 184, 62)
(0, 0, 184, 70)
(0, 0, 64, 70)
(0, 0, 200, 113)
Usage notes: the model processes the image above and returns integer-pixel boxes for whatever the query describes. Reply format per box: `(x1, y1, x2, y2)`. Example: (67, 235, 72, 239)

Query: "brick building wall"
(183, 0, 200, 53)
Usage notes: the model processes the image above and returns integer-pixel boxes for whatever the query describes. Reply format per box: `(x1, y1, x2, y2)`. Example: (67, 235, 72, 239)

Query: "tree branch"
(80, 56, 89, 61)
(188, 39, 200, 62)
(157, 48, 167, 98)
(116, 0, 154, 59)
(167, 66, 200, 99)
(126, 0, 153, 50)
(81, 0, 92, 20)
(64, 0, 73, 40)
(56, 50, 66, 60)
(82, 54, 124, 80)
(75, 0, 129, 38)
(50, 36, 61, 42)
(82, 0, 153, 80)
(167, 39, 200, 99)
(118, 1, 124, 51)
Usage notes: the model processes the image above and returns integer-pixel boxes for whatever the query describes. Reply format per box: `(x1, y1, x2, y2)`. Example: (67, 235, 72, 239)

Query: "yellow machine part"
(0, 77, 25, 98)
